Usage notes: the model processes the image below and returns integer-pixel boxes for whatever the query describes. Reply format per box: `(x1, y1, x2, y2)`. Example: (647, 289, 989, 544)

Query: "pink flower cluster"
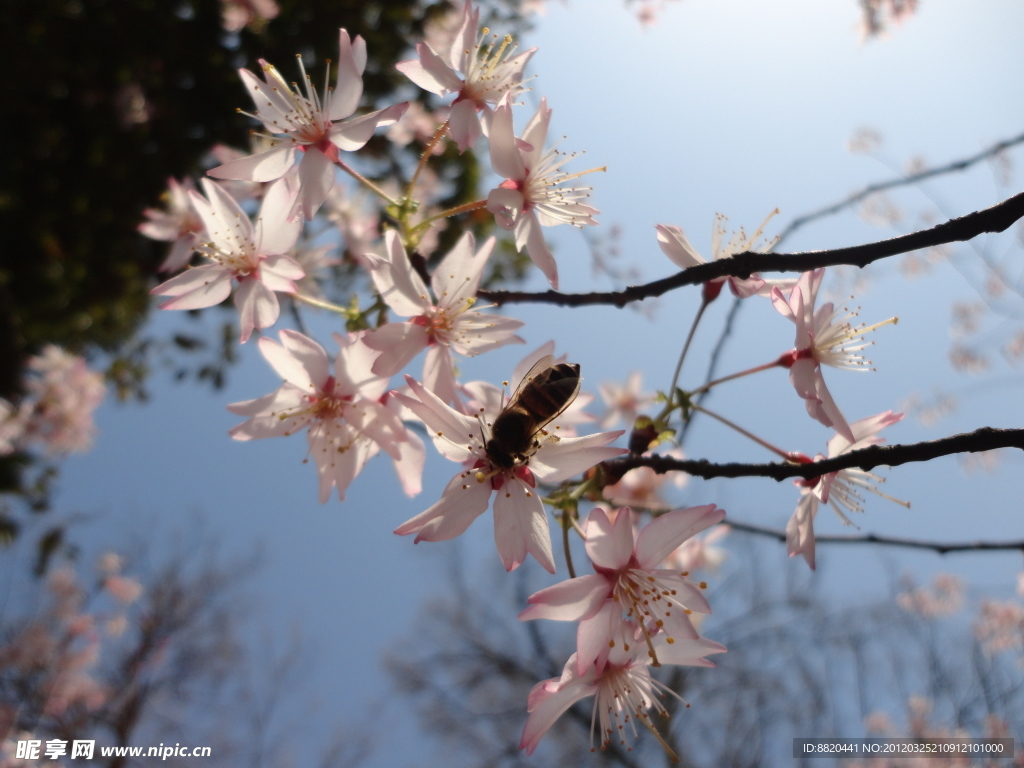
(0, 346, 106, 457)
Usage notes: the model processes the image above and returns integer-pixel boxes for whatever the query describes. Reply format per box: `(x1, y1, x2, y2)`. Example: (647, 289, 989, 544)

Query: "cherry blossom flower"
(208, 138, 287, 204)
(896, 573, 964, 617)
(598, 371, 653, 428)
(363, 230, 524, 404)
(486, 94, 602, 289)
(290, 241, 340, 301)
(0, 346, 107, 456)
(786, 410, 906, 570)
(150, 177, 304, 343)
(219, 0, 278, 33)
(397, 1, 536, 152)
(661, 524, 729, 574)
(323, 185, 379, 268)
(208, 29, 408, 220)
(519, 505, 723, 669)
(772, 269, 897, 441)
(393, 372, 625, 573)
(0, 399, 26, 456)
(227, 330, 409, 502)
(138, 177, 204, 273)
(655, 212, 794, 302)
(519, 622, 725, 757)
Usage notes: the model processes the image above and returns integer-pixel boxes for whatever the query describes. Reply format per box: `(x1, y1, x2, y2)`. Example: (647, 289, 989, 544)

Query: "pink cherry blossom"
(219, 0, 278, 32)
(138, 177, 205, 273)
(598, 371, 653, 428)
(362, 231, 524, 404)
(207, 29, 408, 220)
(771, 269, 897, 441)
(397, 1, 536, 152)
(655, 211, 794, 302)
(519, 505, 723, 670)
(0, 346, 107, 456)
(486, 94, 601, 289)
(227, 330, 410, 502)
(150, 177, 304, 343)
(393, 371, 625, 573)
(519, 622, 725, 757)
(786, 410, 906, 570)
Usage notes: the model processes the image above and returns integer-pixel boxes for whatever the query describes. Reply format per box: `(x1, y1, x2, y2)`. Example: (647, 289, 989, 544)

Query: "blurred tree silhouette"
(0, 0, 530, 511)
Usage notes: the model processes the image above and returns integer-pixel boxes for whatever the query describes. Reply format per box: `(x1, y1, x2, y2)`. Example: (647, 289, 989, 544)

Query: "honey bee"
(485, 357, 582, 471)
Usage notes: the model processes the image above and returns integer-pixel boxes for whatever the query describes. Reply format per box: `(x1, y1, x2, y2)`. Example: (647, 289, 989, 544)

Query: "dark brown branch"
(725, 519, 1024, 555)
(602, 426, 1024, 482)
(773, 130, 1024, 246)
(480, 191, 1024, 308)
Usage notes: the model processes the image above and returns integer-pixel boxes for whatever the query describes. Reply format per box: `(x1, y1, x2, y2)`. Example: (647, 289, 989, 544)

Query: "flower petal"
(518, 575, 609, 622)
(529, 430, 626, 483)
(330, 103, 409, 152)
(364, 322, 430, 377)
(584, 507, 634, 570)
(493, 477, 554, 572)
(635, 504, 725, 568)
(394, 470, 491, 540)
(207, 144, 298, 183)
(234, 275, 279, 343)
(329, 29, 365, 121)
(259, 332, 324, 391)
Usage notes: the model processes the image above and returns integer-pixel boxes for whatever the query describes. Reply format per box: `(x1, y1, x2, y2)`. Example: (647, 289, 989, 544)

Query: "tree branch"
(725, 519, 1024, 554)
(602, 426, 1024, 482)
(480, 191, 1024, 307)
(773, 129, 1024, 245)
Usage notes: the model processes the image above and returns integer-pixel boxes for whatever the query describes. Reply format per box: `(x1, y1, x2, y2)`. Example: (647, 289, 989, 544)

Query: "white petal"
(518, 575, 609, 622)
(634, 504, 725, 568)
(260, 330, 329, 391)
(330, 103, 409, 152)
(234, 276, 279, 343)
(584, 507, 634, 570)
(365, 231, 431, 317)
(329, 29, 365, 120)
(529, 430, 626, 483)
(431, 231, 483, 305)
(297, 148, 337, 221)
(207, 144, 298, 183)
(493, 477, 554, 573)
(489, 96, 526, 180)
(447, 99, 483, 153)
(256, 177, 302, 254)
(516, 213, 559, 289)
(364, 322, 430, 377)
(394, 471, 491, 540)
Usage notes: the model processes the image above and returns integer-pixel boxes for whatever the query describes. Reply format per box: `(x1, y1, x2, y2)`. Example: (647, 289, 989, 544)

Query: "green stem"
(335, 158, 399, 206)
(411, 199, 489, 234)
(656, 298, 709, 425)
(406, 120, 449, 201)
(561, 512, 576, 579)
(292, 292, 351, 315)
(687, 357, 782, 397)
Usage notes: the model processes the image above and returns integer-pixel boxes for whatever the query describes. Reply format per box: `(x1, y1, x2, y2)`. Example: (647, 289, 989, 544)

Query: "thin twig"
(603, 426, 1024, 482)
(773, 130, 1024, 246)
(479, 191, 1024, 307)
(725, 519, 1024, 554)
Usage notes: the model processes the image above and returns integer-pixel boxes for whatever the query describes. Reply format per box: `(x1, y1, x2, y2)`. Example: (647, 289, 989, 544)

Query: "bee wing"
(508, 354, 557, 402)
(534, 366, 582, 434)
(506, 357, 582, 435)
